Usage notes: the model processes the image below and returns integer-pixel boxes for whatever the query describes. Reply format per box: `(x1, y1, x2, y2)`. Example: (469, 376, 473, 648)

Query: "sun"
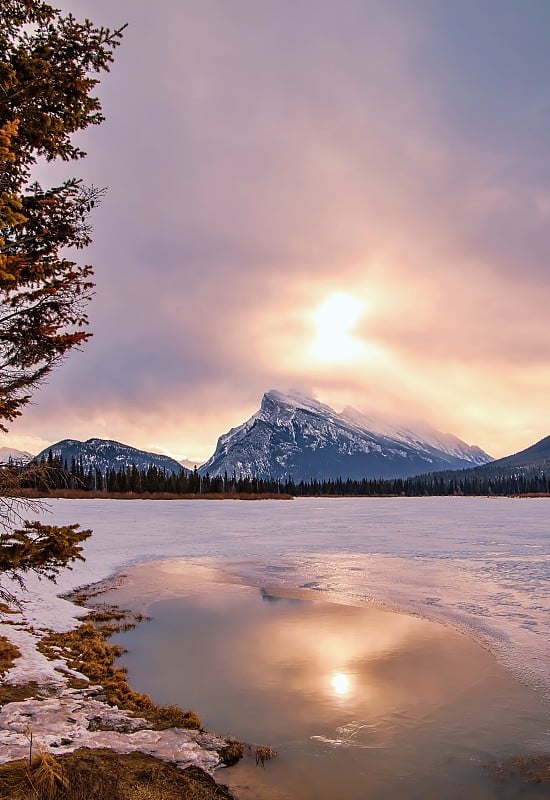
(312, 292, 365, 362)
(331, 672, 351, 696)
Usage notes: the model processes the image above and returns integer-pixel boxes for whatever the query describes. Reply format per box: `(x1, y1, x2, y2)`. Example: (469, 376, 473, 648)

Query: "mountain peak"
(262, 389, 329, 413)
(201, 390, 493, 481)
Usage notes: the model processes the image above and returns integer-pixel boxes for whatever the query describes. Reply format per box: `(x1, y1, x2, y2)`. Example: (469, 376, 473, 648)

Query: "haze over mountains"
(13, 390, 550, 484)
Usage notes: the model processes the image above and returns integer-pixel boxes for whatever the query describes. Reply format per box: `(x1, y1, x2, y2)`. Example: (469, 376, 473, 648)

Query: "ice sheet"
(1, 496, 548, 698)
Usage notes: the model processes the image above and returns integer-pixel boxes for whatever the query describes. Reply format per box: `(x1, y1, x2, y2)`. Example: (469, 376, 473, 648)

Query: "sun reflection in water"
(331, 672, 351, 696)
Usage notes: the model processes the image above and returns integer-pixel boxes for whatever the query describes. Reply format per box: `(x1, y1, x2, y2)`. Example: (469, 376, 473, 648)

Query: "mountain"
(0, 446, 34, 464)
(199, 390, 493, 481)
(36, 438, 187, 475)
(462, 434, 550, 475)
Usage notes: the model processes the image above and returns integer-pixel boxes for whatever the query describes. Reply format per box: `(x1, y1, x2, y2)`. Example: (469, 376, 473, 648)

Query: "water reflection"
(108, 563, 549, 800)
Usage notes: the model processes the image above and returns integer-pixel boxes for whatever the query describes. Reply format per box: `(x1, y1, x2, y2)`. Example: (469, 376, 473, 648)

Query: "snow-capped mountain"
(199, 390, 493, 481)
(0, 446, 34, 464)
(340, 407, 490, 467)
(36, 438, 187, 475)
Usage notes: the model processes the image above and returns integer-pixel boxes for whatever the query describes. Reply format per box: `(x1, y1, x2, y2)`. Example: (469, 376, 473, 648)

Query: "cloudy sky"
(4, 0, 550, 462)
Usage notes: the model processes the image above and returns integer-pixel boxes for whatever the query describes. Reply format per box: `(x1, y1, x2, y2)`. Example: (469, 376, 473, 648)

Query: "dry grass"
(487, 754, 550, 784)
(254, 745, 277, 767)
(0, 635, 20, 677)
(13, 489, 292, 501)
(28, 752, 68, 800)
(218, 741, 244, 767)
(0, 748, 236, 800)
(38, 615, 202, 731)
(0, 602, 18, 615)
(0, 681, 43, 705)
(0, 751, 67, 800)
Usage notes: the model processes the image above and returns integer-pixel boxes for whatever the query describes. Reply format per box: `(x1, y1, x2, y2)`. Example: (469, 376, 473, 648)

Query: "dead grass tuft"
(254, 745, 277, 767)
(88, 607, 127, 623)
(0, 602, 19, 615)
(0, 751, 67, 800)
(219, 741, 244, 766)
(28, 752, 69, 800)
(0, 635, 20, 677)
(0, 681, 42, 705)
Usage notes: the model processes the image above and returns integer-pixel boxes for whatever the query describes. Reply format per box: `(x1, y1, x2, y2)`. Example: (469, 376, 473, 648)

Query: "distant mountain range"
(7, 391, 548, 485)
(0, 446, 33, 464)
(199, 390, 493, 481)
(35, 438, 187, 475)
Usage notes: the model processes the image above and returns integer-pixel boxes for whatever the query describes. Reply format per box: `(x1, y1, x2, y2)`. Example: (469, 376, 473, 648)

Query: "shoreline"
(1, 496, 548, 797)
(1, 557, 549, 798)
(11, 489, 550, 500)
(0, 571, 249, 799)
(12, 489, 293, 501)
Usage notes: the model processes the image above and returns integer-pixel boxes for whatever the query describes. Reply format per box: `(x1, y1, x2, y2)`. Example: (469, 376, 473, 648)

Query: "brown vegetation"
(0, 634, 20, 677)
(0, 747, 235, 800)
(487, 754, 550, 785)
(38, 609, 201, 731)
(254, 745, 277, 767)
(218, 742, 244, 767)
(0, 681, 42, 706)
(12, 489, 292, 501)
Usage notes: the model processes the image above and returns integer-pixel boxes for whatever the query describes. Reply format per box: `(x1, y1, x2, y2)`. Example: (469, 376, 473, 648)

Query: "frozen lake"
(29, 496, 549, 699)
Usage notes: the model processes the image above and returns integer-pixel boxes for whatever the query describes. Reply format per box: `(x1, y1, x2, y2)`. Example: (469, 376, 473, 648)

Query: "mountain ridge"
(199, 390, 493, 481)
(36, 438, 187, 475)
(462, 434, 550, 475)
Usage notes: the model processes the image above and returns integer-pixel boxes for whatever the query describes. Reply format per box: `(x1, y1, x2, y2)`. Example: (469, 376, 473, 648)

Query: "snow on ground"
(0, 495, 548, 763)
(0, 686, 228, 769)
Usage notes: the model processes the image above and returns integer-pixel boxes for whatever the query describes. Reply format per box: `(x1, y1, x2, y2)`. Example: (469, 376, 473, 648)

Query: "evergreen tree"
(0, 1, 125, 426)
(1, 1, 124, 600)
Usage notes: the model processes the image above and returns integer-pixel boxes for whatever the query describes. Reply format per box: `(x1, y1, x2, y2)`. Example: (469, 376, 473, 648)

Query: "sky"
(3, 0, 550, 462)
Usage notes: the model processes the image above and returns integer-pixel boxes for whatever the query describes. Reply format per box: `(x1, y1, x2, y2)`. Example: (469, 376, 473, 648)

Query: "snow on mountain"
(36, 438, 187, 475)
(0, 446, 34, 464)
(200, 390, 493, 481)
(341, 407, 491, 466)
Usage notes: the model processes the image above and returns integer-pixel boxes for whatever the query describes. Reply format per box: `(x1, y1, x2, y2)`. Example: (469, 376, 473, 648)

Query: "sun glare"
(331, 672, 351, 696)
(312, 292, 365, 362)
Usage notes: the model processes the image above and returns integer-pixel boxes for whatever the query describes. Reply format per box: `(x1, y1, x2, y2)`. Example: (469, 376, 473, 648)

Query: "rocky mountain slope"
(36, 438, 186, 475)
(200, 390, 492, 481)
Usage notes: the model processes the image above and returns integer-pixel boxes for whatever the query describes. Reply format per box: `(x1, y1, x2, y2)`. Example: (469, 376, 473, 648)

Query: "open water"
(108, 565, 548, 800)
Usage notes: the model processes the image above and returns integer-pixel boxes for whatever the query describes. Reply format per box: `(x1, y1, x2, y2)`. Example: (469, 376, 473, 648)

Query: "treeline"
(18, 453, 284, 495)
(7, 451, 549, 497)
